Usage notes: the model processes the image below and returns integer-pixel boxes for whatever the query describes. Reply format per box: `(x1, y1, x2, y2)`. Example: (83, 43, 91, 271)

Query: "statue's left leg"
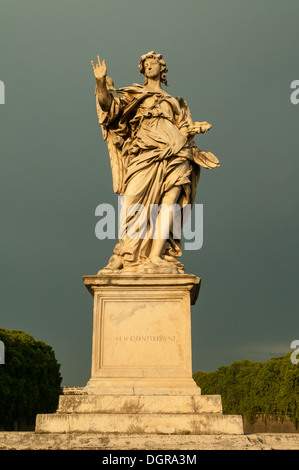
(149, 185, 181, 262)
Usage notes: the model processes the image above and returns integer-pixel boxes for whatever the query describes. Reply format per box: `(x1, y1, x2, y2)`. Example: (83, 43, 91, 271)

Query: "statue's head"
(139, 51, 168, 86)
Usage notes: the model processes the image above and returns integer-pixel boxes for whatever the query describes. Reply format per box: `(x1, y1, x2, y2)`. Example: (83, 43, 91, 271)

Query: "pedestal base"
(35, 273, 244, 435)
(85, 378, 201, 396)
(35, 393, 244, 435)
(83, 273, 201, 395)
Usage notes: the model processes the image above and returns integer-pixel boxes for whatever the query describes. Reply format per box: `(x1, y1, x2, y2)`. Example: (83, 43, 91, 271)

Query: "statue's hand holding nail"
(189, 121, 212, 136)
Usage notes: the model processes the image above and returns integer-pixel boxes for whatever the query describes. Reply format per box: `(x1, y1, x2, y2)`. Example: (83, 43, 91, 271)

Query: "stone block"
(36, 410, 243, 435)
(83, 273, 201, 395)
(35, 273, 244, 436)
(56, 394, 223, 415)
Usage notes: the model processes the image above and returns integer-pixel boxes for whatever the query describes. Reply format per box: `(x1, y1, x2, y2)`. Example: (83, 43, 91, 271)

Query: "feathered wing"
(176, 96, 220, 170)
(100, 124, 126, 195)
(95, 84, 127, 195)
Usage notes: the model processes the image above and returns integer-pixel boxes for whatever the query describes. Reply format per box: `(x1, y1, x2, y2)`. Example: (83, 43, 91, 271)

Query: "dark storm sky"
(1, 0, 298, 385)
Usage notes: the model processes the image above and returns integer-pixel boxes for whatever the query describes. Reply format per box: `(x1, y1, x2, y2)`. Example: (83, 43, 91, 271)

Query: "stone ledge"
(83, 379, 202, 396)
(57, 394, 223, 414)
(35, 412, 243, 435)
(1, 432, 299, 450)
(82, 273, 201, 305)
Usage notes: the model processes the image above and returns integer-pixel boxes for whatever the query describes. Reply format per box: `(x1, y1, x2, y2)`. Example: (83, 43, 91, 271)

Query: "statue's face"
(143, 58, 161, 80)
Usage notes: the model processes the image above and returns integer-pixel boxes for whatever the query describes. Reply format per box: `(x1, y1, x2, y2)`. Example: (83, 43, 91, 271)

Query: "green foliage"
(193, 353, 299, 426)
(0, 329, 62, 430)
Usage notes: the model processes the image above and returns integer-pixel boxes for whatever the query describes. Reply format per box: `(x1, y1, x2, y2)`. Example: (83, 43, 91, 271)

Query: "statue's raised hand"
(91, 55, 112, 111)
(91, 55, 107, 82)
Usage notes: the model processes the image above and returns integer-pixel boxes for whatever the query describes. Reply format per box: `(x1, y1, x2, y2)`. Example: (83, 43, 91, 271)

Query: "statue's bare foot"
(149, 255, 166, 265)
(108, 255, 123, 269)
(149, 255, 180, 274)
(97, 254, 123, 274)
(149, 255, 185, 274)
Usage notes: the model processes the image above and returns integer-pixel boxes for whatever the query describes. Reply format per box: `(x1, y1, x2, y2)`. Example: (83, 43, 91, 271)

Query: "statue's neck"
(144, 78, 163, 93)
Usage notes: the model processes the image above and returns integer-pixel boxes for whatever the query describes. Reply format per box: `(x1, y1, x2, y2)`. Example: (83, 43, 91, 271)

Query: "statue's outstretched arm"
(91, 55, 112, 111)
(189, 121, 212, 136)
(176, 97, 211, 136)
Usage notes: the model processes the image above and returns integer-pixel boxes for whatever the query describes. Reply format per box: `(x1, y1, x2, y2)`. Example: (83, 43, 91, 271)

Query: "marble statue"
(91, 51, 219, 274)
(33, 53, 245, 436)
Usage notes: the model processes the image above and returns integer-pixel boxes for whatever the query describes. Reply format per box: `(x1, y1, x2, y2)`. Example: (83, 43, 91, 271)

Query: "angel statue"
(91, 51, 219, 274)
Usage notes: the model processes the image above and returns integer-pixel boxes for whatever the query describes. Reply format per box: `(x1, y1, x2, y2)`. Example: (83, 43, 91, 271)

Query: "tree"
(193, 353, 299, 426)
(0, 329, 62, 430)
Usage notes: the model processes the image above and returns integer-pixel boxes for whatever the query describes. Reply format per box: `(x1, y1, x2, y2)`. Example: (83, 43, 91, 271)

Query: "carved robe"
(95, 83, 218, 271)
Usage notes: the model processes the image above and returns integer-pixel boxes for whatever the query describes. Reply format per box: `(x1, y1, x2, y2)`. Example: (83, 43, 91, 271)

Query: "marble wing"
(101, 124, 126, 195)
(95, 81, 127, 195)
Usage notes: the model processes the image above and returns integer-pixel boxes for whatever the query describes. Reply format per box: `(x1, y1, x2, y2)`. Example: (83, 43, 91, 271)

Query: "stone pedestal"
(84, 273, 201, 395)
(35, 273, 244, 435)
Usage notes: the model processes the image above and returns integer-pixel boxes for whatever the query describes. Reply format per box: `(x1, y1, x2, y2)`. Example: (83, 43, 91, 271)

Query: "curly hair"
(138, 51, 168, 86)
